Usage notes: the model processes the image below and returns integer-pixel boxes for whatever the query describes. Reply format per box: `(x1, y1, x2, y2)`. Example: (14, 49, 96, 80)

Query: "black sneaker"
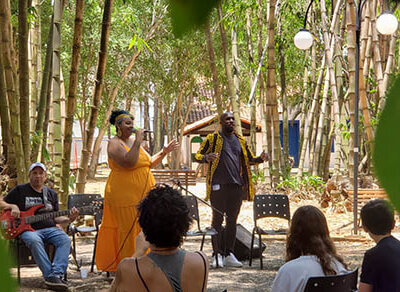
(45, 276, 68, 291)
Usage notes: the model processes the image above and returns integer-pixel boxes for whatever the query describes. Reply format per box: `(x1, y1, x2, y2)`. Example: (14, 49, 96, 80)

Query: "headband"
(115, 113, 133, 124)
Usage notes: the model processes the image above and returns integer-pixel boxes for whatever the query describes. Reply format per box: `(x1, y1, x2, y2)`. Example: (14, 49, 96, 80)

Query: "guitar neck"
(25, 209, 70, 224)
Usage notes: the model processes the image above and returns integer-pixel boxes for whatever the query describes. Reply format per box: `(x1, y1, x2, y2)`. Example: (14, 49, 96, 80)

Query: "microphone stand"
(169, 178, 226, 219)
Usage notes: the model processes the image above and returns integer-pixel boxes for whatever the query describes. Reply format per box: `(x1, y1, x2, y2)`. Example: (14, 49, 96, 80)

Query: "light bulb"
(376, 13, 398, 35)
(294, 29, 313, 50)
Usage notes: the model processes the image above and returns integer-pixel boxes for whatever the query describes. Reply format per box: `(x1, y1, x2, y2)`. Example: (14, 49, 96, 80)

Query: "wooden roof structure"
(183, 115, 262, 136)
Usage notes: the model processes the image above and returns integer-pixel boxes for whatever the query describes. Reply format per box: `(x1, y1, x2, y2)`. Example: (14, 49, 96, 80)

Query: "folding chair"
(183, 195, 217, 251)
(67, 194, 103, 272)
(249, 194, 290, 269)
(304, 268, 358, 292)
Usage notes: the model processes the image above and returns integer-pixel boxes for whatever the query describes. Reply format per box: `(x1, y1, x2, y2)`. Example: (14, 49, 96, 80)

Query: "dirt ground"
(14, 168, 382, 292)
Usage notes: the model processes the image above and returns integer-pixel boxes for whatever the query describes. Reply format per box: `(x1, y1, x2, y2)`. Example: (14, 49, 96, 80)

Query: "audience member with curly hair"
(109, 185, 209, 292)
(271, 205, 348, 292)
(96, 110, 179, 272)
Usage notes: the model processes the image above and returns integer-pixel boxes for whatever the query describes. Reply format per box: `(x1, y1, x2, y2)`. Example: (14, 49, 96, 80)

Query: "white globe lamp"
(376, 13, 398, 35)
(294, 29, 313, 50)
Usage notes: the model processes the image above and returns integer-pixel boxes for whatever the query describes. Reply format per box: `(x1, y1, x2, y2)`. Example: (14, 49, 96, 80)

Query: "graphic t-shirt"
(4, 183, 59, 230)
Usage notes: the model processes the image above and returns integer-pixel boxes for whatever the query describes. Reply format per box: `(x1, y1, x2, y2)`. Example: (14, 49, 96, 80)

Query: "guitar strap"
(42, 186, 53, 211)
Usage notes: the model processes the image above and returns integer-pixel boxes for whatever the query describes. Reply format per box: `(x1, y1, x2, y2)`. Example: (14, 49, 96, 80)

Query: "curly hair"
(109, 109, 130, 126)
(286, 205, 347, 275)
(138, 185, 193, 248)
(361, 199, 394, 235)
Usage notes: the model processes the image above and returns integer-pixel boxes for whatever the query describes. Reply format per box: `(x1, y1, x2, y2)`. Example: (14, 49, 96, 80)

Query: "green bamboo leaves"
(168, 0, 221, 37)
(0, 238, 16, 291)
(374, 75, 400, 211)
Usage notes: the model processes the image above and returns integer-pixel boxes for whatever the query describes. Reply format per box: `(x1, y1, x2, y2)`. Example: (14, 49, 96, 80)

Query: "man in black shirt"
(195, 112, 267, 268)
(0, 162, 79, 291)
(359, 199, 400, 292)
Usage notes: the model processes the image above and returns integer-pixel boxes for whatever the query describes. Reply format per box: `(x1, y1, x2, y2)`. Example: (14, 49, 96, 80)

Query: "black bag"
(219, 223, 266, 261)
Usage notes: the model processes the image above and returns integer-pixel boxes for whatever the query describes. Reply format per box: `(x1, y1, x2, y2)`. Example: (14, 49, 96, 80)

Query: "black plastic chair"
(10, 238, 57, 283)
(304, 268, 358, 292)
(183, 195, 217, 251)
(249, 194, 290, 269)
(67, 194, 103, 272)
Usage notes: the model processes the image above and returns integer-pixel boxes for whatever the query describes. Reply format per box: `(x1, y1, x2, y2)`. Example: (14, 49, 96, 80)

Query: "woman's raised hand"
(163, 139, 180, 155)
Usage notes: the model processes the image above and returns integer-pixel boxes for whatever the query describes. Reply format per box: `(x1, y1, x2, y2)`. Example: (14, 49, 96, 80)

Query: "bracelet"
(162, 149, 167, 156)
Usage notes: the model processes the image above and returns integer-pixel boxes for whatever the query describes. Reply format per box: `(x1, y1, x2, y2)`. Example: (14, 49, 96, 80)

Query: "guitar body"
(0, 204, 44, 239)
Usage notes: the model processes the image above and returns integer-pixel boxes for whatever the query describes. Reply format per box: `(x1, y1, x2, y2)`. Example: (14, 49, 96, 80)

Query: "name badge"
(212, 184, 221, 191)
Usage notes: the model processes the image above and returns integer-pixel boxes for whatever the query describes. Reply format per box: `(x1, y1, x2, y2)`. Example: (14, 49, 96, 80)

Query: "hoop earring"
(117, 127, 122, 138)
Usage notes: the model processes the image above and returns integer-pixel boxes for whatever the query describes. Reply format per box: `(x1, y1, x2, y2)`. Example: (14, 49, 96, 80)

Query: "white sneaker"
(224, 252, 243, 267)
(212, 253, 224, 268)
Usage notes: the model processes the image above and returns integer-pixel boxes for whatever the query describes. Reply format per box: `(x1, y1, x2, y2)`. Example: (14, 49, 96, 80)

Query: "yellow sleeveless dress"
(95, 145, 155, 272)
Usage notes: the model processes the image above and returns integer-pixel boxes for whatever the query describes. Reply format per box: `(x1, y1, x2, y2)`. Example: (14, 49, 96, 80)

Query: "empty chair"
(304, 268, 358, 292)
(249, 194, 290, 269)
(183, 195, 217, 251)
(67, 194, 103, 272)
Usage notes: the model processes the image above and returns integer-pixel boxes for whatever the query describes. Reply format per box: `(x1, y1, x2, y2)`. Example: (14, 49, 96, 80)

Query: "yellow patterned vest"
(195, 132, 257, 201)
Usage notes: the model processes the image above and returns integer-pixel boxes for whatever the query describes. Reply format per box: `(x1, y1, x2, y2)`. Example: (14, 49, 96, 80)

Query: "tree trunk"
(205, 18, 222, 116)
(320, 0, 342, 174)
(298, 57, 326, 178)
(29, 0, 41, 136)
(380, 32, 396, 109)
(76, 0, 113, 193)
(18, 0, 31, 169)
(217, 3, 242, 135)
(0, 45, 13, 166)
(41, 67, 52, 163)
(266, 0, 281, 186)
(312, 73, 330, 176)
(32, 16, 53, 162)
(346, 0, 356, 184)
(61, 0, 85, 203)
(0, 0, 27, 182)
(245, 9, 257, 153)
(299, 51, 310, 152)
(257, 0, 271, 186)
(277, 13, 289, 176)
(51, 0, 65, 195)
(369, 1, 385, 111)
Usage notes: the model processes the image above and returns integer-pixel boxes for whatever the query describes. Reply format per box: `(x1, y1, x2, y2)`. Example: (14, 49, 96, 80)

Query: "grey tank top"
(147, 249, 186, 292)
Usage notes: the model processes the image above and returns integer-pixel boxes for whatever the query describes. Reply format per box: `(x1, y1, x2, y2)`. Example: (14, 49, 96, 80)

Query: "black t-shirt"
(212, 131, 243, 186)
(4, 183, 59, 230)
(360, 235, 400, 292)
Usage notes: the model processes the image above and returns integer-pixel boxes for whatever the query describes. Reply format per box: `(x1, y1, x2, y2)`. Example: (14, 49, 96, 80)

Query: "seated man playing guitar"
(0, 162, 79, 291)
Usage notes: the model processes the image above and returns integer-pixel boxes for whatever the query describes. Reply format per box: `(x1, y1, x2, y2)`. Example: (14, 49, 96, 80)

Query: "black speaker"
(220, 224, 266, 261)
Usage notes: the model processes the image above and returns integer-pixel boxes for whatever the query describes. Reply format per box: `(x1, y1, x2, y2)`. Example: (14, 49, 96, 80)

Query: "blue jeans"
(19, 227, 71, 279)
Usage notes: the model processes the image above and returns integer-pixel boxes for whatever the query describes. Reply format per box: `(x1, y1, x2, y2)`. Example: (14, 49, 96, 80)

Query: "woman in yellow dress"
(95, 110, 179, 272)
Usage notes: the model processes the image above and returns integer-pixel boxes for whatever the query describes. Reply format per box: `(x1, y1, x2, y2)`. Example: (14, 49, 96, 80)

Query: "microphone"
(132, 128, 153, 133)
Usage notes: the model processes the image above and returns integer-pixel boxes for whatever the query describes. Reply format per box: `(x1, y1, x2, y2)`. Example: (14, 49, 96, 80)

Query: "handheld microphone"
(132, 128, 153, 133)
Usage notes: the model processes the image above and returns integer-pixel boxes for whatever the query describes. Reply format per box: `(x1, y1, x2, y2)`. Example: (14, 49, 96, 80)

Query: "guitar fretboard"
(25, 206, 92, 224)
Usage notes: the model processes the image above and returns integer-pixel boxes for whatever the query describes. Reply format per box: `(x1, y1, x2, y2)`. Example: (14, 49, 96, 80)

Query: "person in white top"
(271, 205, 348, 292)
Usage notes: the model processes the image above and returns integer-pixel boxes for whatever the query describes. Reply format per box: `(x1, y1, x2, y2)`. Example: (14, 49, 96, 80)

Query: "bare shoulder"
(182, 251, 209, 291)
(117, 257, 136, 275)
(184, 251, 209, 268)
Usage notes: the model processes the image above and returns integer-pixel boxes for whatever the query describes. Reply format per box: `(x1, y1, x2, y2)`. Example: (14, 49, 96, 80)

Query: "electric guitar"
(0, 201, 102, 240)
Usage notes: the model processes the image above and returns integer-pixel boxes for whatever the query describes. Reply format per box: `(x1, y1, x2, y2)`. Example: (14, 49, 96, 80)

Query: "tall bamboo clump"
(76, 0, 114, 193)
(0, 0, 27, 182)
(61, 0, 85, 204)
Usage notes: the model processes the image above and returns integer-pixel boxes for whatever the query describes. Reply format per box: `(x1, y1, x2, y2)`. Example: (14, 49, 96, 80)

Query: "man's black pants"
(210, 183, 243, 256)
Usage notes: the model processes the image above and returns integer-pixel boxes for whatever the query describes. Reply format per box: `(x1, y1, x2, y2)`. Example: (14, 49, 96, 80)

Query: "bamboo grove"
(0, 0, 399, 207)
